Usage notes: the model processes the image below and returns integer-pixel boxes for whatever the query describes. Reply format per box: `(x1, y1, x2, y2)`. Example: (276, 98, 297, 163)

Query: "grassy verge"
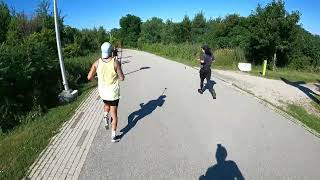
(250, 66, 319, 83)
(0, 81, 97, 180)
(284, 104, 320, 134)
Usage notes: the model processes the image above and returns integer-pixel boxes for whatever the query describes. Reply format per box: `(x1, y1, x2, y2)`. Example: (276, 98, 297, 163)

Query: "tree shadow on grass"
(199, 144, 245, 180)
(281, 78, 320, 104)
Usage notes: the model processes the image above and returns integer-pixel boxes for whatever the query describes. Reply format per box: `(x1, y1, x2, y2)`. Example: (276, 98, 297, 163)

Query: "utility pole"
(54, 0, 78, 103)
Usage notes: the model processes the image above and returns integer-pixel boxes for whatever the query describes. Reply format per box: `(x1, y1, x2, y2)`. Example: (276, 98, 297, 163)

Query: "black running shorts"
(102, 99, 119, 106)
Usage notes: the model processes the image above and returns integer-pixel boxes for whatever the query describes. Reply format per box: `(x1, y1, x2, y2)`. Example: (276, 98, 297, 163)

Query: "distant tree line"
(0, 0, 111, 132)
(112, 0, 320, 71)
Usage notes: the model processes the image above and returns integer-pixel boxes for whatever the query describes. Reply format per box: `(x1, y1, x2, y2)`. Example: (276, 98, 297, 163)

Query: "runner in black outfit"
(112, 47, 119, 61)
(198, 45, 214, 94)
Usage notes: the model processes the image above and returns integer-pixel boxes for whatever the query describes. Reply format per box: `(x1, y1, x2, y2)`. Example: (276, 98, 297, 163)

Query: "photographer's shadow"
(199, 144, 244, 180)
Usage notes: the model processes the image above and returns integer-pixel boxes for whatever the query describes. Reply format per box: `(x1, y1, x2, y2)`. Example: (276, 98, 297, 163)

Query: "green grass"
(285, 104, 320, 134)
(250, 66, 319, 83)
(0, 81, 97, 180)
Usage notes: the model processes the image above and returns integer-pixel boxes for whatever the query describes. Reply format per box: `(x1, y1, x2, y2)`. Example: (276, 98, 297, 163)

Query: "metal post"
(54, 0, 69, 91)
(262, 60, 267, 76)
(54, 0, 78, 103)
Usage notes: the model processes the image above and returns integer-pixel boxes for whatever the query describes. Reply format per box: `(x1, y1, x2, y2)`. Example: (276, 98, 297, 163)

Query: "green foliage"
(120, 14, 142, 47)
(160, 20, 179, 44)
(141, 43, 200, 66)
(214, 48, 246, 69)
(139, 17, 164, 45)
(246, 0, 300, 67)
(64, 53, 98, 87)
(0, 29, 60, 131)
(0, 1, 11, 43)
(191, 12, 206, 42)
(0, 1, 107, 132)
(180, 15, 192, 42)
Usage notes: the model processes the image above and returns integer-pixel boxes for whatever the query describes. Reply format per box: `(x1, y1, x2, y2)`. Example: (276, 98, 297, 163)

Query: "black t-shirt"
(200, 54, 213, 69)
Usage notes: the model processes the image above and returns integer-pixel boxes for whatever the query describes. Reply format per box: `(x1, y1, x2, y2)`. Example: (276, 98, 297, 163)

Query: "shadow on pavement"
(121, 60, 131, 64)
(199, 144, 245, 180)
(281, 78, 320, 104)
(203, 80, 217, 99)
(119, 91, 166, 139)
(124, 66, 151, 75)
(120, 56, 132, 59)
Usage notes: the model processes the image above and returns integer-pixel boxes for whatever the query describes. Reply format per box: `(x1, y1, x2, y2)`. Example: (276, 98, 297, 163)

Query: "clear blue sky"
(4, 0, 320, 35)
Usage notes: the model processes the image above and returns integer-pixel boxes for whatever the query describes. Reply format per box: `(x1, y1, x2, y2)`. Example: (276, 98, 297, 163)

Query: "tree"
(6, 13, 28, 44)
(180, 15, 192, 42)
(139, 17, 164, 44)
(247, 0, 300, 68)
(0, 1, 11, 43)
(119, 14, 142, 47)
(191, 12, 206, 42)
(96, 26, 108, 44)
(160, 20, 177, 44)
(34, 0, 55, 31)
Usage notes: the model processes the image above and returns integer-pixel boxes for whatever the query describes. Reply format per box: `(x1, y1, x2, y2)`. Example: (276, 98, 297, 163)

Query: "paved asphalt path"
(78, 49, 320, 180)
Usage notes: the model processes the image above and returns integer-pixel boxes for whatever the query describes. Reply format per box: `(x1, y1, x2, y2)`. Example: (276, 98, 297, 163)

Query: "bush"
(63, 43, 82, 58)
(141, 43, 200, 66)
(64, 53, 98, 87)
(0, 29, 60, 132)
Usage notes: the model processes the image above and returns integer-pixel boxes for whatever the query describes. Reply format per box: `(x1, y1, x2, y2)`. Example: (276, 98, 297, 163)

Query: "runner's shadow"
(121, 56, 132, 59)
(199, 144, 245, 180)
(204, 80, 217, 99)
(121, 60, 131, 64)
(119, 94, 166, 139)
(281, 78, 320, 104)
(125, 66, 151, 75)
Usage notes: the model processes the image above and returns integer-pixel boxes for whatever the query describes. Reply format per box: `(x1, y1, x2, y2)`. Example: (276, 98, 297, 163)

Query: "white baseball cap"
(101, 42, 113, 59)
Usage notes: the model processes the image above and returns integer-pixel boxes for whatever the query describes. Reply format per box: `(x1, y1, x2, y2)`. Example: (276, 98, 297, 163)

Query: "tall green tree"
(191, 12, 206, 42)
(139, 17, 164, 44)
(0, 1, 11, 43)
(179, 15, 192, 42)
(247, 0, 300, 68)
(160, 20, 177, 44)
(119, 14, 142, 47)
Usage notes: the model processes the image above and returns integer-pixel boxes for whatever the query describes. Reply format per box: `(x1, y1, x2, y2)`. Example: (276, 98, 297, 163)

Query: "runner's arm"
(87, 61, 98, 81)
(115, 60, 125, 81)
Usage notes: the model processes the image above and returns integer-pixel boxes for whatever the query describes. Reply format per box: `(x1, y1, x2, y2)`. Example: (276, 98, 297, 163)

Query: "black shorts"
(200, 67, 211, 80)
(103, 99, 119, 106)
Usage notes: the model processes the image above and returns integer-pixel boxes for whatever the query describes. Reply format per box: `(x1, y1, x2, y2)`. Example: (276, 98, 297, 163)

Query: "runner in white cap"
(87, 42, 125, 143)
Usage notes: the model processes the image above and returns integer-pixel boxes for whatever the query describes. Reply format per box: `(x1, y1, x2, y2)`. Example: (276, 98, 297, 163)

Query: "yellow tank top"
(97, 58, 120, 100)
